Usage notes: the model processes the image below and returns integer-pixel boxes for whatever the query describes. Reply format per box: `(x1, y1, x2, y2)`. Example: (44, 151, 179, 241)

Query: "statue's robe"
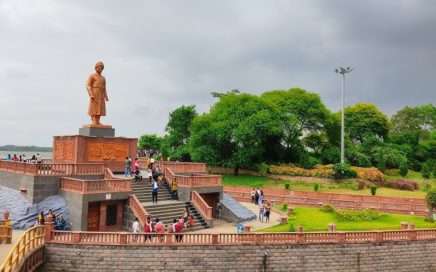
(87, 73, 107, 116)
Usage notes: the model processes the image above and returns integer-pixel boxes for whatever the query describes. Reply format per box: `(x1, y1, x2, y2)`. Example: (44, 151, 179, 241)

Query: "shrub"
(422, 164, 432, 179)
(320, 204, 335, 213)
(299, 155, 320, 169)
(352, 167, 384, 184)
(269, 164, 334, 178)
(288, 224, 295, 232)
(313, 183, 320, 192)
(336, 209, 382, 222)
(284, 183, 290, 190)
(256, 163, 270, 176)
(282, 203, 288, 211)
(426, 190, 436, 218)
(333, 163, 357, 180)
(422, 160, 434, 179)
(424, 182, 432, 192)
(399, 162, 408, 177)
(384, 179, 419, 191)
(370, 186, 377, 196)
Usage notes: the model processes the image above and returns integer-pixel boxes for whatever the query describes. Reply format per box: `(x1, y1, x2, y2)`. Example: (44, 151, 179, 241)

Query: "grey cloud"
(0, 0, 435, 146)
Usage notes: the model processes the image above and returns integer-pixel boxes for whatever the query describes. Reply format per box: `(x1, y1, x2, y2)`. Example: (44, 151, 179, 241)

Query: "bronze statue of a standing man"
(86, 61, 109, 126)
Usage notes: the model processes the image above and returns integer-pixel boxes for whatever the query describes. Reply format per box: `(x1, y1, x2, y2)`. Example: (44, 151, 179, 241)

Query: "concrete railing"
(166, 168, 221, 190)
(224, 186, 428, 216)
(159, 161, 208, 175)
(0, 226, 45, 272)
(46, 228, 436, 246)
(191, 191, 213, 223)
(60, 177, 131, 194)
(128, 195, 149, 227)
(0, 160, 105, 177)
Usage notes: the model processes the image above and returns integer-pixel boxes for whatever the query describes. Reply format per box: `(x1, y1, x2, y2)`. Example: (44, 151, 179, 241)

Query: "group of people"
(126, 158, 165, 204)
(5, 153, 42, 163)
(251, 188, 271, 223)
(36, 209, 68, 230)
(131, 207, 195, 242)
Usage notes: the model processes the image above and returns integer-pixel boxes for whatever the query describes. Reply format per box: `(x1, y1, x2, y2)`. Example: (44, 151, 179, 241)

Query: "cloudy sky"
(1, 1, 435, 146)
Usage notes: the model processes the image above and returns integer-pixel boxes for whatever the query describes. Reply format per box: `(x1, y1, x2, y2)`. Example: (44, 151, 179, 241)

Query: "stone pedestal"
(53, 128, 137, 173)
(79, 126, 115, 137)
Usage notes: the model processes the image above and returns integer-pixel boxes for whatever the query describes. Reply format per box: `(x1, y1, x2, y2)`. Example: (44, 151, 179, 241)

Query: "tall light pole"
(335, 67, 353, 164)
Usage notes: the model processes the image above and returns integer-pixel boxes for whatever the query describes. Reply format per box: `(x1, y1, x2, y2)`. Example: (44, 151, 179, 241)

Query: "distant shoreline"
(0, 145, 52, 152)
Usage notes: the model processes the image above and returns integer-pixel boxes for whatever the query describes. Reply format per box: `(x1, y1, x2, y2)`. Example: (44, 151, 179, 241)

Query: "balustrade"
(0, 160, 105, 177)
(60, 177, 131, 194)
(0, 226, 45, 272)
(46, 228, 436, 246)
(191, 191, 213, 220)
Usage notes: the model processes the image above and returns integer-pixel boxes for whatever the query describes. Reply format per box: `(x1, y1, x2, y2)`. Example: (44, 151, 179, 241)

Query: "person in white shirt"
(132, 217, 140, 233)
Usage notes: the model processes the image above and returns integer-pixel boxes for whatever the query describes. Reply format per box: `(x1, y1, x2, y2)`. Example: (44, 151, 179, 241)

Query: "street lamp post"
(335, 67, 353, 164)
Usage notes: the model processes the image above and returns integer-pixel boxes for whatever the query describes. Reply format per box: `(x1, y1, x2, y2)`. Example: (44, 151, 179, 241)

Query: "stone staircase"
(131, 181, 174, 202)
(131, 181, 209, 231)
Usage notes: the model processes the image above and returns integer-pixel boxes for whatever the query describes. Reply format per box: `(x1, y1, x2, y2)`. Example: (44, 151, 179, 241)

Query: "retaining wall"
(42, 240, 436, 271)
(225, 186, 428, 216)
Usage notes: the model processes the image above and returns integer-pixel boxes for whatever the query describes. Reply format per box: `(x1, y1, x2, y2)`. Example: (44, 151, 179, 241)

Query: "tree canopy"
(138, 87, 434, 174)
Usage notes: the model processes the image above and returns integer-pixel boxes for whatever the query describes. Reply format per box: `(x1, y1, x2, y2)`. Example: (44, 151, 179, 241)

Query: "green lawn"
(260, 207, 436, 232)
(223, 172, 436, 199)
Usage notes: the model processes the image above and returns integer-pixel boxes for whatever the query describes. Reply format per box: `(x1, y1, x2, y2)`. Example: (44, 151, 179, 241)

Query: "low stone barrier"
(224, 186, 428, 215)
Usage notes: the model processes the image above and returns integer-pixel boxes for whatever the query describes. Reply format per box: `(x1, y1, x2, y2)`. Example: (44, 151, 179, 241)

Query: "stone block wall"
(0, 171, 59, 203)
(43, 240, 436, 272)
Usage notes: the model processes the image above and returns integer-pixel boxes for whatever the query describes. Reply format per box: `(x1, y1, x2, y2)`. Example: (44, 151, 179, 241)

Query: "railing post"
(375, 231, 383, 242)
(408, 230, 417, 241)
(296, 226, 305, 243)
(72, 232, 81, 243)
(44, 214, 55, 241)
(338, 232, 346, 243)
(120, 233, 127, 244)
(212, 234, 219, 245)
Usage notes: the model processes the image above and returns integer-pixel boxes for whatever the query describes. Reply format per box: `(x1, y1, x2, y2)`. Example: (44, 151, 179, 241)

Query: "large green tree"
(190, 93, 281, 174)
(261, 88, 330, 163)
(162, 105, 197, 161)
(344, 103, 390, 143)
(138, 134, 163, 151)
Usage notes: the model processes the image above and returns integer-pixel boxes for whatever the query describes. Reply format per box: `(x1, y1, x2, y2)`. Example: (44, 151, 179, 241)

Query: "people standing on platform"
(7, 154, 11, 160)
(264, 201, 271, 223)
(172, 218, 184, 242)
(251, 188, 256, 204)
(183, 207, 190, 228)
(254, 188, 260, 204)
(124, 157, 132, 177)
(154, 218, 165, 242)
(48, 209, 56, 222)
(38, 211, 45, 225)
(147, 167, 153, 183)
(144, 216, 153, 241)
(258, 201, 264, 222)
(152, 178, 159, 204)
(258, 190, 264, 206)
(132, 217, 140, 233)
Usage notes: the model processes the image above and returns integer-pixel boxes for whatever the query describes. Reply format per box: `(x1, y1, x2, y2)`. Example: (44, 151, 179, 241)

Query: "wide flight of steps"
(131, 181, 209, 231)
(144, 201, 208, 231)
(131, 181, 174, 202)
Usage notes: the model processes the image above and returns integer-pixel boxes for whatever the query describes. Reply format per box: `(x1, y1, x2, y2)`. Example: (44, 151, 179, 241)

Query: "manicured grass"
(223, 174, 436, 199)
(222, 175, 269, 188)
(260, 206, 436, 232)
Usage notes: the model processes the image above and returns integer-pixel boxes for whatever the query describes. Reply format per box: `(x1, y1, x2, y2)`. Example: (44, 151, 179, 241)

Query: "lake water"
(0, 151, 52, 160)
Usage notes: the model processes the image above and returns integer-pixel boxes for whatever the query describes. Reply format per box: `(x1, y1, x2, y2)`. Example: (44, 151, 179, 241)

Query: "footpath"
(0, 230, 24, 263)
